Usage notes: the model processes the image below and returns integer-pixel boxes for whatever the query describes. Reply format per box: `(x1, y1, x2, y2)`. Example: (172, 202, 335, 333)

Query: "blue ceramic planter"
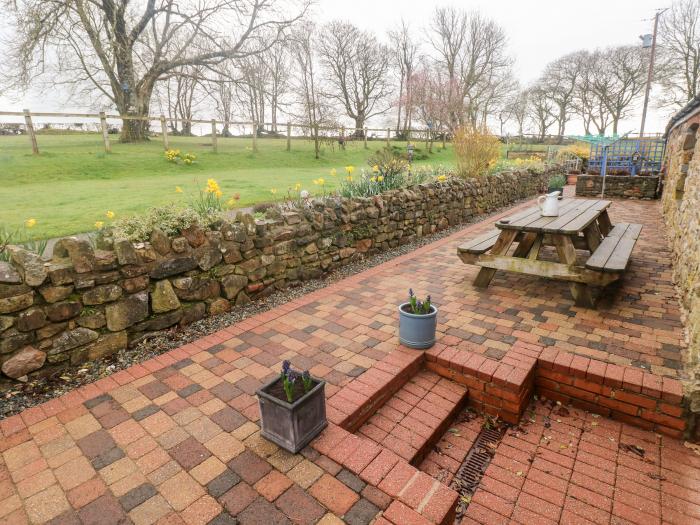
(398, 303, 438, 349)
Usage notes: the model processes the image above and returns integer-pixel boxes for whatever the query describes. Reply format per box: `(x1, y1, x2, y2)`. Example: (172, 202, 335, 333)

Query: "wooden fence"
(0, 110, 450, 156)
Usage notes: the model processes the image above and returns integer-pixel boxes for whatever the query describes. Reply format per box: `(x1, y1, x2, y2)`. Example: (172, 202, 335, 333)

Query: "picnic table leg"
(597, 210, 613, 236)
(552, 234, 596, 308)
(512, 232, 538, 258)
(474, 230, 517, 287)
(583, 222, 602, 252)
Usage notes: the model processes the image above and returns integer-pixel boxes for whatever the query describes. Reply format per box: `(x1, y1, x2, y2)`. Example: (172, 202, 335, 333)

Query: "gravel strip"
(0, 199, 530, 419)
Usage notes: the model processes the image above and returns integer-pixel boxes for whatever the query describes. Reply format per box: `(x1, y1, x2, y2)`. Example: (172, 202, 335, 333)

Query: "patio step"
(356, 369, 468, 466)
(326, 348, 424, 432)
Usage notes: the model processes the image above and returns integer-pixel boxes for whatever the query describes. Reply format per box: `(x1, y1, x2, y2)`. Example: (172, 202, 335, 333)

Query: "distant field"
(0, 133, 552, 240)
(0, 134, 453, 239)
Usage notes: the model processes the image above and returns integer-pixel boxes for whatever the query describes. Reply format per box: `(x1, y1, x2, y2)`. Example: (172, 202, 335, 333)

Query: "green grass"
(0, 134, 457, 239)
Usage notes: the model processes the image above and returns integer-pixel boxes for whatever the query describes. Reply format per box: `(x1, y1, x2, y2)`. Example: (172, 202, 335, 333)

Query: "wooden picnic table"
(457, 198, 642, 308)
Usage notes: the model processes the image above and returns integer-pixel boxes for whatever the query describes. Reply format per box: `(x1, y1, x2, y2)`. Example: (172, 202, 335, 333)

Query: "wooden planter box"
(256, 376, 327, 453)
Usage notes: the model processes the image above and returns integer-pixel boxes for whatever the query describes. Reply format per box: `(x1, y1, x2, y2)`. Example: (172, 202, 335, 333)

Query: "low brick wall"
(0, 169, 555, 385)
(575, 174, 659, 199)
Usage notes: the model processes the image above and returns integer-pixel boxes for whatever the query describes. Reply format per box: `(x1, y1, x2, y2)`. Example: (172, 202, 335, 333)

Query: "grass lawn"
(0, 133, 457, 240)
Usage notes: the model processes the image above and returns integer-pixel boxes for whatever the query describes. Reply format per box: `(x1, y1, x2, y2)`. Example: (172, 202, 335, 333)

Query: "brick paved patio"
(1, 194, 696, 524)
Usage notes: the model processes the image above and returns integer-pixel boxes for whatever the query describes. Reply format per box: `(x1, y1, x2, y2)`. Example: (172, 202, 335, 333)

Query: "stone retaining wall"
(0, 169, 555, 384)
(664, 120, 700, 425)
(575, 174, 660, 199)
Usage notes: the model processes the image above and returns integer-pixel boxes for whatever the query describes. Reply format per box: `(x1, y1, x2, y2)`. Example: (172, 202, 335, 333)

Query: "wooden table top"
(495, 199, 612, 235)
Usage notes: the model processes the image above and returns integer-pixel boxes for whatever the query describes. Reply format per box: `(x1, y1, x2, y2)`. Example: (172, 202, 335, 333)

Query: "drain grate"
(451, 424, 507, 522)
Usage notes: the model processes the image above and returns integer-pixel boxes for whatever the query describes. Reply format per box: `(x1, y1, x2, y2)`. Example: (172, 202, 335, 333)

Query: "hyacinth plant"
(280, 360, 314, 403)
(408, 288, 432, 315)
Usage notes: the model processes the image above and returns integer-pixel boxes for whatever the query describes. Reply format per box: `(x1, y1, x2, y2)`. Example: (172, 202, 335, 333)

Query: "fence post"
(442, 130, 446, 149)
(286, 122, 291, 151)
(99, 112, 111, 153)
(340, 126, 345, 150)
(160, 115, 169, 150)
(363, 128, 368, 149)
(386, 128, 390, 147)
(425, 128, 429, 151)
(252, 122, 258, 152)
(211, 119, 218, 153)
(23, 109, 39, 155)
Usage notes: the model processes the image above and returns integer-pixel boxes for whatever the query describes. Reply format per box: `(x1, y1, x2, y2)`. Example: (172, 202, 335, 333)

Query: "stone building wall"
(0, 169, 555, 384)
(664, 120, 700, 388)
(575, 174, 660, 199)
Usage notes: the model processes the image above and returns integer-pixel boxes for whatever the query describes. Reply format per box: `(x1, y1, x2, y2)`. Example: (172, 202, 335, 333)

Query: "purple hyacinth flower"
(409, 288, 414, 298)
(282, 360, 291, 375)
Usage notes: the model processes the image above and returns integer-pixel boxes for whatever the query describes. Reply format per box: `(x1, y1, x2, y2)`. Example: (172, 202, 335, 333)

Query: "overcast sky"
(0, 0, 676, 135)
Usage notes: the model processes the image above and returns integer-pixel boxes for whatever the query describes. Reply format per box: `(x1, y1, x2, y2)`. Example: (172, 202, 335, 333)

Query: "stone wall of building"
(664, 120, 700, 397)
(575, 175, 660, 199)
(0, 168, 556, 384)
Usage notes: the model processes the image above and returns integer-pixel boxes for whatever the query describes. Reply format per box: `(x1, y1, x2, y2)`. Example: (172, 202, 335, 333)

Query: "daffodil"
(206, 178, 221, 195)
(95, 221, 104, 229)
(330, 168, 337, 177)
(372, 165, 379, 173)
(270, 188, 277, 195)
(437, 175, 447, 182)
(370, 176, 376, 182)
(345, 165, 355, 175)
(377, 176, 384, 182)
(106, 211, 115, 219)
(175, 186, 183, 193)
(294, 183, 301, 192)
(25, 218, 36, 228)
(345, 175, 353, 182)
(313, 178, 325, 186)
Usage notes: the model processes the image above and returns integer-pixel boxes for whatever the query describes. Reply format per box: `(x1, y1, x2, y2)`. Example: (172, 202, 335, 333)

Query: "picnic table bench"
(457, 199, 642, 308)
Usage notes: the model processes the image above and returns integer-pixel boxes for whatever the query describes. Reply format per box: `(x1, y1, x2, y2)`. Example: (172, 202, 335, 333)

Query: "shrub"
(453, 126, 501, 178)
(111, 204, 205, 242)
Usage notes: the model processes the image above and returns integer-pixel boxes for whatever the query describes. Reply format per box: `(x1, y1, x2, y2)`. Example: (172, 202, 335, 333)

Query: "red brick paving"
(0, 193, 695, 524)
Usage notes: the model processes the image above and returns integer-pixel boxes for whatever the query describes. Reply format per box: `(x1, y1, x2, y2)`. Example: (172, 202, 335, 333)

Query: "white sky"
(0, 0, 676, 135)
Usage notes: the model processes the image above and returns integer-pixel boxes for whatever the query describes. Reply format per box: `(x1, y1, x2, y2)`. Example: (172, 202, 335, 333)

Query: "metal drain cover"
(451, 423, 507, 522)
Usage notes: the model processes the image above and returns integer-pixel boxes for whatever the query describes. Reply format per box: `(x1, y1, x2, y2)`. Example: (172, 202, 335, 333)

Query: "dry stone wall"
(0, 169, 554, 384)
(575, 175, 660, 199)
(664, 121, 700, 401)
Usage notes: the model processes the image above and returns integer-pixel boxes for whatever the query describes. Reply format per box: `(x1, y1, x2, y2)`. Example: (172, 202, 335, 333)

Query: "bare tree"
(572, 52, 610, 135)
(497, 87, 527, 137)
(234, 55, 270, 130)
(265, 44, 291, 132)
(318, 21, 392, 135)
(206, 74, 236, 137)
(2, 0, 308, 142)
(388, 20, 419, 138)
(540, 52, 584, 140)
(589, 46, 648, 134)
(658, 0, 700, 108)
(157, 66, 204, 136)
(428, 7, 512, 129)
(289, 22, 330, 158)
(527, 84, 557, 141)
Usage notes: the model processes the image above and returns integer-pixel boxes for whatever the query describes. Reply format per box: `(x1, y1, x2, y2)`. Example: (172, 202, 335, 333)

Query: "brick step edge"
(425, 342, 536, 425)
(537, 347, 687, 438)
(424, 340, 688, 438)
(410, 387, 469, 467)
(327, 347, 424, 432)
(312, 423, 458, 525)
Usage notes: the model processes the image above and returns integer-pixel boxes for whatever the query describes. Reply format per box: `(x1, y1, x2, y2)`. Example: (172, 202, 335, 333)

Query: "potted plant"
(547, 174, 566, 195)
(398, 289, 438, 349)
(256, 361, 327, 453)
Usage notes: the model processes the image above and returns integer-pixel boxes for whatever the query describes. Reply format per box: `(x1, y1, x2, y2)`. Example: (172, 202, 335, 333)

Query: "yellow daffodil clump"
(206, 179, 223, 198)
(95, 221, 104, 229)
(106, 211, 115, 219)
(25, 218, 37, 228)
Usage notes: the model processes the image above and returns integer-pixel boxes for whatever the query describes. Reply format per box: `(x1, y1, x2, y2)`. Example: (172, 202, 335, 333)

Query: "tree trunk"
(353, 117, 365, 138)
(118, 89, 152, 143)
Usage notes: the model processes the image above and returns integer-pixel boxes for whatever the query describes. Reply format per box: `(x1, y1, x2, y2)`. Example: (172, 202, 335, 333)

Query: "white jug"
(537, 191, 561, 217)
